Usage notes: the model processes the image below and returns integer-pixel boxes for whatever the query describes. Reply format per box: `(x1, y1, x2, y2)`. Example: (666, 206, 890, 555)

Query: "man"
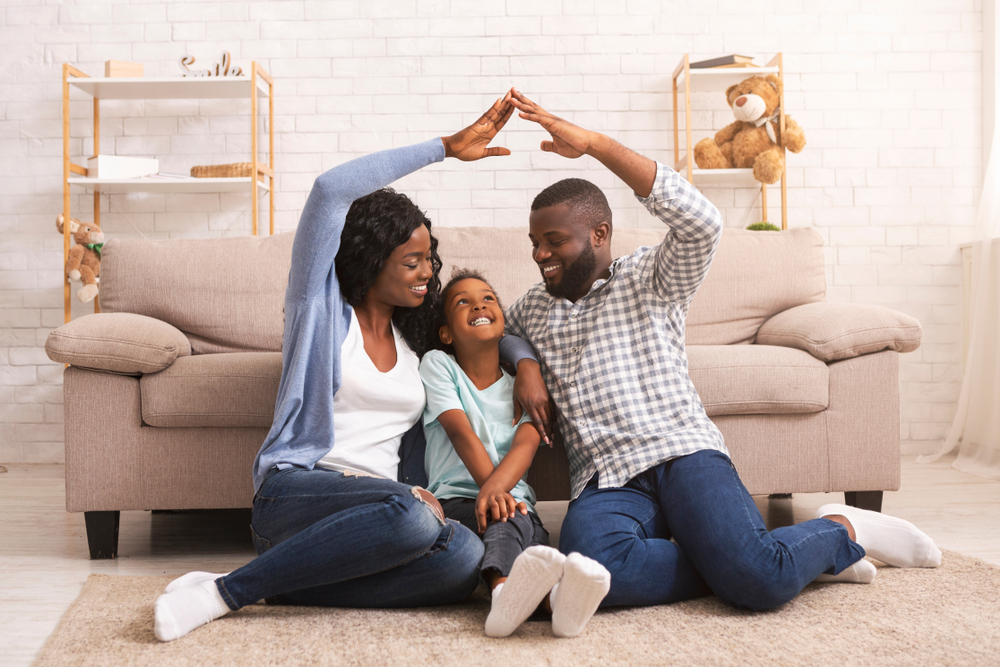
(503, 89, 941, 610)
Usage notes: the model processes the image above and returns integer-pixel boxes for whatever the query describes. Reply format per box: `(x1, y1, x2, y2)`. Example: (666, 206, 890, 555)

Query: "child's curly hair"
(431, 268, 502, 355)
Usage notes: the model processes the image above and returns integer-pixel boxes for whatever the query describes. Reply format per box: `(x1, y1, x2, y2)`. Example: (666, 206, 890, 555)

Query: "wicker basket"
(190, 162, 253, 178)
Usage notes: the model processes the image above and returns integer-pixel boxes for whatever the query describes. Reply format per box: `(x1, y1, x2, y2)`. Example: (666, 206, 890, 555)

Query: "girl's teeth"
(472, 318, 491, 326)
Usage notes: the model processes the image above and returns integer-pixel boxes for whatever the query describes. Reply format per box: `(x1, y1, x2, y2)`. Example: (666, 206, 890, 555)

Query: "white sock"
(154, 579, 231, 642)
(815, 558, 877, 584)
(165, 571, 228, 593)
(550, 552, 611, 638)
(817, 503, 942, 568)
(484, 545, 566, 638)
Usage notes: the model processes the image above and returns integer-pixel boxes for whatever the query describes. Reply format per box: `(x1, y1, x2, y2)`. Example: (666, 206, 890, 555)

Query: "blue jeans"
(559, 449, 865, 611)
(215, 467, 484, 610)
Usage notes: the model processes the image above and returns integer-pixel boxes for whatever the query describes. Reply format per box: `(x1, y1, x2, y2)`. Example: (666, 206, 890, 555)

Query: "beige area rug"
(35, 551, 1000, 667)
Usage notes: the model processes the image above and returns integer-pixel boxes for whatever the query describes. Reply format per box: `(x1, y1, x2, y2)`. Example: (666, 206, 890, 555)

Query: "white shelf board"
(674, 155, 762, 187)
(68, 176, 270, 194)
(69, 76, 269, 100)
(676, 66, 779, 93)
(677, 168, 762, 188)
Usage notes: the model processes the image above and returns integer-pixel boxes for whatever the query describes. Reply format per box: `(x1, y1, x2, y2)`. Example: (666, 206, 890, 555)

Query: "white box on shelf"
(86, 155, 159, 179)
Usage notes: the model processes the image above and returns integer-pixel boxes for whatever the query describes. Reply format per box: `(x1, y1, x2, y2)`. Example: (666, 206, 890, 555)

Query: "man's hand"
(509, 88, 596, 159)
(511, 88, 656, 196)
(475, 478, 528, 533)
(441, 92, 515, 161)
(512, 359, 552, 446)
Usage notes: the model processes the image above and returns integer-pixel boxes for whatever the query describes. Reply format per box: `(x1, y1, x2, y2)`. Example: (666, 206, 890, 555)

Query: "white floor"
(1, 456, 998, 667)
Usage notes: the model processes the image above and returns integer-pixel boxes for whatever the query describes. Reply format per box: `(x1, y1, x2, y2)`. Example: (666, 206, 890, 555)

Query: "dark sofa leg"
(84, 511, 120, 559)
(844, 491, 883, 513)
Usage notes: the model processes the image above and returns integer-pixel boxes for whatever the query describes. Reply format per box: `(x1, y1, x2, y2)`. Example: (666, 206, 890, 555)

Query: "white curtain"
(918, 132, 1000, 479)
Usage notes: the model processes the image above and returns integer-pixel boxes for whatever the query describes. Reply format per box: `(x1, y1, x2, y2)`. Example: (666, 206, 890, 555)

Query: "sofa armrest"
(45, 313, 192, 375)
(756, 302, 922, 362)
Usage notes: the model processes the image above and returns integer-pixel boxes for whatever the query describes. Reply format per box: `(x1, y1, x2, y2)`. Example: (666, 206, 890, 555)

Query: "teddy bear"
(693, 74, 806, 185)
(56, 214, 104, 303)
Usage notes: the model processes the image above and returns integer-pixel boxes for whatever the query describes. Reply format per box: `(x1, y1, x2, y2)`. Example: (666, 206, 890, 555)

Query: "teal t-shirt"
(419, 350, 536, 513)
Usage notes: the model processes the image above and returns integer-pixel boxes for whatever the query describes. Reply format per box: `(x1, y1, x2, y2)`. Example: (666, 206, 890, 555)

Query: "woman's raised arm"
(288, 92, 515, 300)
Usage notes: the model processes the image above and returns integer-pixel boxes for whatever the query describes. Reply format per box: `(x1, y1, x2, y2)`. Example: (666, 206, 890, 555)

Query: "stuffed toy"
(56, 214, 104, 303)
(693, 74, 806, 185)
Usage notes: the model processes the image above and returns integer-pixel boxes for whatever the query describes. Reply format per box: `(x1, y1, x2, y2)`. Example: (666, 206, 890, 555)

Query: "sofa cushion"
(140, 352, 282, 428)
(685, 228, 827, 346)
(45, 312, 191, 375)
(99, 232, 294, 355)
(96, 226, 826, 356)
(434, 227, 541, 308)
(435, 227, 827, 347)
(138, 346, 829, 427)
(687, 345, 829, 416)
(756, 302, 923, 362)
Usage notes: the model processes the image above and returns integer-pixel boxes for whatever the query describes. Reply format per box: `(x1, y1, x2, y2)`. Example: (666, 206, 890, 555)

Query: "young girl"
(419, 269, 611, 638)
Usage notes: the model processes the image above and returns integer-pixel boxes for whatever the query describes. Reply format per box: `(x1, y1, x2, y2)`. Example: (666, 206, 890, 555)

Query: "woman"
(154, 94, 520, 641)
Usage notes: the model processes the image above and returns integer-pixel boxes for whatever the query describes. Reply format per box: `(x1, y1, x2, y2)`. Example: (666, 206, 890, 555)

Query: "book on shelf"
(689, 54, 755, 69)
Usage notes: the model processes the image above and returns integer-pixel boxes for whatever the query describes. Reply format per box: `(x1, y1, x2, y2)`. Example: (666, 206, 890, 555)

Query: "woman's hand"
(475, 478, 527, 533)
(509, 88, 597, 159)
(441, 91, 515, 161)
(513, 360, 553, 446)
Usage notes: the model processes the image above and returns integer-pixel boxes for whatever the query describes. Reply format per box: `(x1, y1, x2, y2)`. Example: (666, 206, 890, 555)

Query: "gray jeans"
(440, 497, 550, 578)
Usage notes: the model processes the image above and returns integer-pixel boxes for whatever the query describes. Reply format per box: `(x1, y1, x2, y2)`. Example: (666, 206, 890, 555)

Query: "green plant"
(746, 222, 781, 231)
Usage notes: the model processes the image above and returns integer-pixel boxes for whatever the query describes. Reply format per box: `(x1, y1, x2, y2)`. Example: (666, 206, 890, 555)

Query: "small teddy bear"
(693, 74, 806, 185)
(56, 213, 104, 303)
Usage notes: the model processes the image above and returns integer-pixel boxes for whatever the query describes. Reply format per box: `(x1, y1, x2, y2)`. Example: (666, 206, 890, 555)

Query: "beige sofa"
(45, 226, 922, 559)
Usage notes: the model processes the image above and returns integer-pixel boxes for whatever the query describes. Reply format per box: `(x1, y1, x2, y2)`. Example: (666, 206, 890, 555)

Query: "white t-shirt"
(316, 309, 425, 479)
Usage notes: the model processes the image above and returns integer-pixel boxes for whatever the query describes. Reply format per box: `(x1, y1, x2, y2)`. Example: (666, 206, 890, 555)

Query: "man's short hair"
(531, 178, 612, 231)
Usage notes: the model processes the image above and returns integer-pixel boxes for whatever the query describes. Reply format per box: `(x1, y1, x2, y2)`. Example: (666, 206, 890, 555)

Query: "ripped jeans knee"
(410, 486, 446, 526)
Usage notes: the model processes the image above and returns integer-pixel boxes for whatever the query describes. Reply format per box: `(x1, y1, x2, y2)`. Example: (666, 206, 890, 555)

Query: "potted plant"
(746, 222, 781, 231)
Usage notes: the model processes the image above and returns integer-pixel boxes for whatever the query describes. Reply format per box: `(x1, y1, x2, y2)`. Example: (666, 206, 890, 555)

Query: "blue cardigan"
(252, 139, 447, 492)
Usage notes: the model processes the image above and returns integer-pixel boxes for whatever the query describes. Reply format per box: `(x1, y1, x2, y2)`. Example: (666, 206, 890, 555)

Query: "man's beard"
(543, 242, 598, 301)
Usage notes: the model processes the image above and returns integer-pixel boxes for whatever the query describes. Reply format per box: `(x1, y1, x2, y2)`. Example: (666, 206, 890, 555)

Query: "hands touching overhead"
(445, 88, 653, 195)
(442, 87, 598, 162)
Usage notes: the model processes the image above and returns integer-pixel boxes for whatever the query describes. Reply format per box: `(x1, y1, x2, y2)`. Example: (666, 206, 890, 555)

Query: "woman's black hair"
(431, 268, 501, 355)
(335, 187, 442, 358)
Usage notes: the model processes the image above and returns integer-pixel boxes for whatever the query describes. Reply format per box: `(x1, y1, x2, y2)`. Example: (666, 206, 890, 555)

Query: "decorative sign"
(179, 51, 244, 77)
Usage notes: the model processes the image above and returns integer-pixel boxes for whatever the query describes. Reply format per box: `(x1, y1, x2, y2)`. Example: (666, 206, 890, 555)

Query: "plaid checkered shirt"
(504, 162, 730, 500)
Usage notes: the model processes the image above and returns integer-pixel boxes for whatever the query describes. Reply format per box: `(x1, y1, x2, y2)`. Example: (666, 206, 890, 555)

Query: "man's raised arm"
(510, 88, 723, 303)
(510, 88, 655, 197)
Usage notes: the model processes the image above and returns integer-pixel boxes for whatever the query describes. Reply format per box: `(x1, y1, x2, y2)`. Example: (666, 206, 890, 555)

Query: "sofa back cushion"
(435, 226, 826, 345)
(684, 227, 826, 345)
(433, 227, 541, 308)
(101, 225, 825, 353)
(100, 233, 294, 354)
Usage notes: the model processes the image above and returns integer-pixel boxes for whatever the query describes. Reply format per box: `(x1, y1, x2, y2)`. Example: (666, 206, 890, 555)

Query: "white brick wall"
(0, 0, 980, 462)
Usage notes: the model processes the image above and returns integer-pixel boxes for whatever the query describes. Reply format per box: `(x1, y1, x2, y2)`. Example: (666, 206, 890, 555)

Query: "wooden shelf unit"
(672, 54, 788, 230)
(61, 63, 275, 323)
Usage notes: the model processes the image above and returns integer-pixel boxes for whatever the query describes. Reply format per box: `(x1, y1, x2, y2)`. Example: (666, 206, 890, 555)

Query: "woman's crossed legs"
(155, 467, 483, 640)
